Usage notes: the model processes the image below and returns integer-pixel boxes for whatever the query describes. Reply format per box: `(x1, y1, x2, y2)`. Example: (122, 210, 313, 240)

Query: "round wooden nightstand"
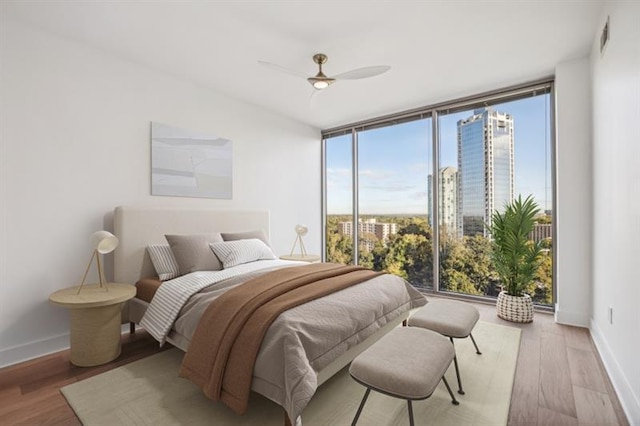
(279, 254, 321, 262)
(49, 283, 136, 367)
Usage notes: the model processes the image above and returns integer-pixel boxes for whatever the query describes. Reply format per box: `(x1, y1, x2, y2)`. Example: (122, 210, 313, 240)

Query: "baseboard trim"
(0, 332, 70, 368)
(590, 319, 640, 425)
(554, 306, 589, 327)
(0, 324, 132, 368)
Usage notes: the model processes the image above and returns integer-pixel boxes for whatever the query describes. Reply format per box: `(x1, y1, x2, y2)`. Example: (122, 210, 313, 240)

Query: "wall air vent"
(600, 16, 610, 55)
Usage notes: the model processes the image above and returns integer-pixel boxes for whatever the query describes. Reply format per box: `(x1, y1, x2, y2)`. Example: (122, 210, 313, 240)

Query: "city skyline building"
(428, 166, 458, 237)
(338, 218, 397, 251)
(457, 108, 514, 237)
(530, 222, 553, 243)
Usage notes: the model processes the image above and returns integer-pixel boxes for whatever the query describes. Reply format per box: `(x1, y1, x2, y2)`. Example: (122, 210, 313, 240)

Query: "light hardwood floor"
(0, 299, 630, 426)
(471, 299, 628, 426)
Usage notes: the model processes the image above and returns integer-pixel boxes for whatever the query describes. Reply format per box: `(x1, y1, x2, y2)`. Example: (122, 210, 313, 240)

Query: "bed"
(113, 206, 426, 425)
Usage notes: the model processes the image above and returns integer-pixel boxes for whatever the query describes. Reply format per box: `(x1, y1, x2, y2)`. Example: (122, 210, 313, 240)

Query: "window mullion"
(432, 111, 440, 292)
(321, 136, 327, 262)
(351, 129, 359, 265)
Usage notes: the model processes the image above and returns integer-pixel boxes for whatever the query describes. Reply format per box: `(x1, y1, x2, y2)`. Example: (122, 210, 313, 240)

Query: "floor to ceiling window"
(356, 119, 433, 290)
(324, 133, 354, 265)
(437, 94, 553, 305)
(322, 80, 554, 306)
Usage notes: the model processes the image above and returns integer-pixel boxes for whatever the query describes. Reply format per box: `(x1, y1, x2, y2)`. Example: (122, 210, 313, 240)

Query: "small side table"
(279, 254, 321, 262)
(49, 283, 136, 367)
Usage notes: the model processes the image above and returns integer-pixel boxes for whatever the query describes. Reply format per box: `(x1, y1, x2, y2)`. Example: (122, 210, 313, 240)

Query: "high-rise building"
(337, 221, 353, 236)
(337, 218, 397, 251)
(457, 108, 514, 237)
(427, 167, 458, 237)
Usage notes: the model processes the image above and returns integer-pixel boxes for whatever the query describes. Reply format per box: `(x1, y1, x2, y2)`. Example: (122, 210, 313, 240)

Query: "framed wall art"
(151, 122, 232, 199)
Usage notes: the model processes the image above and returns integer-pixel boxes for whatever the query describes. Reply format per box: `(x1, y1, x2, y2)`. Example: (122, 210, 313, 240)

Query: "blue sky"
(326, 94, 552, 215)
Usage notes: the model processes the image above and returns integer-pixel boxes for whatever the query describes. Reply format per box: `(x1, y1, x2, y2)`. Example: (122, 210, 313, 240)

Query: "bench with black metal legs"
(349, 327, 459, 426)
(408, 299, 481, 395)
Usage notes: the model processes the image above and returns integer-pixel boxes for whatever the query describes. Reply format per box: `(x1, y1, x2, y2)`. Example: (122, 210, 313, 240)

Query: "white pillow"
(146, 244, 180, 281)
(209, 238, 277, 269)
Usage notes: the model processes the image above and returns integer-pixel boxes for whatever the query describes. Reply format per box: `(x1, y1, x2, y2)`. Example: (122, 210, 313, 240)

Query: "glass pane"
(437, 95, 553, 305)
(325, 134, 354, 265)
(357, 119, 433, 290)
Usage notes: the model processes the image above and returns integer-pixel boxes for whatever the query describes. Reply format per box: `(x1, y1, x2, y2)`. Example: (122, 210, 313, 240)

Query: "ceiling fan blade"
(334, 65, 391, 80)
(309, 86, 327, 109)
(258, 60, 307, 79)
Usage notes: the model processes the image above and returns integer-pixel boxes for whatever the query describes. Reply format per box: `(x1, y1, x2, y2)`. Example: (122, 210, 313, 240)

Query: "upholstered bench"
(408, 299, 481, 395)
(349, 327, 459, 426)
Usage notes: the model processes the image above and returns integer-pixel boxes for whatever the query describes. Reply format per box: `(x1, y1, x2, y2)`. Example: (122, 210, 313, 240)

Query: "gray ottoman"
(349, 327, 459, 426)
(408, 299, 481, 395)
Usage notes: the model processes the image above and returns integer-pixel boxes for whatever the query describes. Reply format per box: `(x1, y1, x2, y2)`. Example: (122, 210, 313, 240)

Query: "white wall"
(0, 18, 321, 367)
(554, 57, 593, 327)
(589, 1, 640, 423)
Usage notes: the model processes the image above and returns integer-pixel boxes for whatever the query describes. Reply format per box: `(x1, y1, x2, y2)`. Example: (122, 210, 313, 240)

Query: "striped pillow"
(146, 244, 180, 281)
(209, 238, 277, 269)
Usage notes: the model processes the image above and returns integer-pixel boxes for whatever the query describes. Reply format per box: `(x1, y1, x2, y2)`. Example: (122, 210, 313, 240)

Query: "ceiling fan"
(259, 53, 390, 91)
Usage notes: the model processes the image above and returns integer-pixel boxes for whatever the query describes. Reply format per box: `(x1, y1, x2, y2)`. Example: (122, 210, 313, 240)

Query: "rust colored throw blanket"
(180, 263, 382, 415)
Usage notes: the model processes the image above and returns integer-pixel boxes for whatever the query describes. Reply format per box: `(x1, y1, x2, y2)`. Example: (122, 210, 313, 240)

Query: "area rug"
(61, 321, 520, 425)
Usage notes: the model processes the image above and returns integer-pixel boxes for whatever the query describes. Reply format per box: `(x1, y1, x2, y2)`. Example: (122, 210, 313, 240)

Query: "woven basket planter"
(496, 291, 533, 323)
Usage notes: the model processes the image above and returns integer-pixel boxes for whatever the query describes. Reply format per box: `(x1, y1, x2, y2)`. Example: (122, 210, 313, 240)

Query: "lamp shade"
(295, 224, 308, 236)
(90, 231, 119, 254)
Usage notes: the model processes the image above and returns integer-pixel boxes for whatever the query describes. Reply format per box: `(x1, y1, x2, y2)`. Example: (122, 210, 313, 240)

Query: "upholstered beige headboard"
(113, 206, 270, 285)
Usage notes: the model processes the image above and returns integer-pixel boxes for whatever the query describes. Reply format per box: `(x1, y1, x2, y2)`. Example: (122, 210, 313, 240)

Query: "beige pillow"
(165, 233, 224, 275)
(221, 229, 270, 247)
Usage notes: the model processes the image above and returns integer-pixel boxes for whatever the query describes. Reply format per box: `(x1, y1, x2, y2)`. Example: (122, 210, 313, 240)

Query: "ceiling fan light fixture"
(308, 77, 334, 90)
(307, 53, 336, 90)
(313, 81, 329, 90)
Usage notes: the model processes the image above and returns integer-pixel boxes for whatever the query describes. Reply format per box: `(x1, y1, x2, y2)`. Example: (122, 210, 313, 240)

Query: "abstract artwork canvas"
(151, 122, 232, 199)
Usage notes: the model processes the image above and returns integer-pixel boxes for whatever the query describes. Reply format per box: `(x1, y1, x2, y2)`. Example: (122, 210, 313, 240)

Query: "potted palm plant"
(489, 195, 544, 323)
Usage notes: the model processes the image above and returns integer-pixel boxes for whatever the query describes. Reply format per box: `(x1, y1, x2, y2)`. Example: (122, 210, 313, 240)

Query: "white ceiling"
(4, 0, 603, 130)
